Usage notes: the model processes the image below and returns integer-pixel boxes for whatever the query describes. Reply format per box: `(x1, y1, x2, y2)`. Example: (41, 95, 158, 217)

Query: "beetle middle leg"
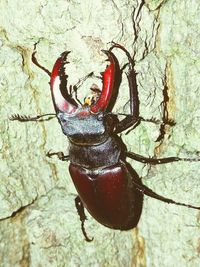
(46, 150, 69, 161)
(125, 151, 200, 165)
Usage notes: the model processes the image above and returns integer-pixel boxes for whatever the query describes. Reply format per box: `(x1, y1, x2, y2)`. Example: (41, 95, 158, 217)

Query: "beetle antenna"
(9, 113, 56, 122)
(32, 50, 51, 77)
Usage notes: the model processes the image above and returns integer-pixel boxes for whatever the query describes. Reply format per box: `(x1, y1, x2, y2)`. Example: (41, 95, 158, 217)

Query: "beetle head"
(50, 49, 120, 145)
(57, 108, 112, 145)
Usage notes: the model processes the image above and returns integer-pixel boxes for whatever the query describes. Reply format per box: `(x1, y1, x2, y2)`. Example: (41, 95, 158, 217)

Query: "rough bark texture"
(0, 0, 200, 266)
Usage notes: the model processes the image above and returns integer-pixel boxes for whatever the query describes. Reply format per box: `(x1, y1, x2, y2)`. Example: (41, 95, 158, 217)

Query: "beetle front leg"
(9, 113, 56, 122)
(75, 196, 93, 242)
(126, 151, 200, 165)
(110, 44, 140, 134)
(110, 43, 175, 135)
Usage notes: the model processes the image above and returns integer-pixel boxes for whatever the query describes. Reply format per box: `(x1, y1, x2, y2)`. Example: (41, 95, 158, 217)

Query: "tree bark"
(0, 0, 199, 266)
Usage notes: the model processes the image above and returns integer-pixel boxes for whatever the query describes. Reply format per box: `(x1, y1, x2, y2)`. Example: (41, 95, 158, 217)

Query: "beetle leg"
(131, 175, 200, 210)
(46, 150, 69, 161)
(114, 56, 140, 133)
(32, 50, 51, 76)
(110, 44, 175, 135)
(126, 151, 200, 165)
(109, 44, 140, 134)
(139, 117, 175, 128)
(9, 113, 56, 122)
(75, 196, 93, 242)
(140, 117, 162, 125)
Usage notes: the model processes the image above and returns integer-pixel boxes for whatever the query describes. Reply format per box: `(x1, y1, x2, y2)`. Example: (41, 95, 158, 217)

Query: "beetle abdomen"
(69, 161, 143, 230)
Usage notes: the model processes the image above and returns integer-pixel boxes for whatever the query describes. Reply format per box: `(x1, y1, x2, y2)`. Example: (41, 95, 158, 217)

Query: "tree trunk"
(0, 0, 199, 266)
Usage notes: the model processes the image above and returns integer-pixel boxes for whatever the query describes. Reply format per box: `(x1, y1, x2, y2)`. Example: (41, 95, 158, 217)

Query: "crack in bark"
(131, 0, 145, 45)
(155, 64, 175, 144)
(0, 197, 37, 221)
(111, 0, 124, 40)
(148, 0, 168, 11)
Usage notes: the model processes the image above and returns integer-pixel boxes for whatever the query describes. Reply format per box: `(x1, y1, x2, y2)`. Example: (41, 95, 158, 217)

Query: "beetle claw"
(81, 221, 94, 242)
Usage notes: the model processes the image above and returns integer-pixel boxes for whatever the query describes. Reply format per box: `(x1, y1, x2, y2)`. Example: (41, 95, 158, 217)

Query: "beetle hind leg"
(133, 179, 200, 210)
(75, 196, 93, 242)
(126, 162, 200, 210)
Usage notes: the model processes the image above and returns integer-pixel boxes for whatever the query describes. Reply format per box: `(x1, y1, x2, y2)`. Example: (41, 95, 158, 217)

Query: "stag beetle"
(10, 43, 200, 241)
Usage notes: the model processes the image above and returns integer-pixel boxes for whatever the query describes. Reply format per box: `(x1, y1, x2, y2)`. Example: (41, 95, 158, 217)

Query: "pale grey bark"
(0, 0, 200, 266)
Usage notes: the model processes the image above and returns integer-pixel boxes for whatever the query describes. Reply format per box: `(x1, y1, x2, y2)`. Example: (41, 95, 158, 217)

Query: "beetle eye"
(97, 113, 103, 121)
(57, 112, 69, 123)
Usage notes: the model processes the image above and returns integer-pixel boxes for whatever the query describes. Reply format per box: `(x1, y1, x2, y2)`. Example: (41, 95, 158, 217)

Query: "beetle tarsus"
(140, 117, 175, 127)
(75, 196, 93, 242)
